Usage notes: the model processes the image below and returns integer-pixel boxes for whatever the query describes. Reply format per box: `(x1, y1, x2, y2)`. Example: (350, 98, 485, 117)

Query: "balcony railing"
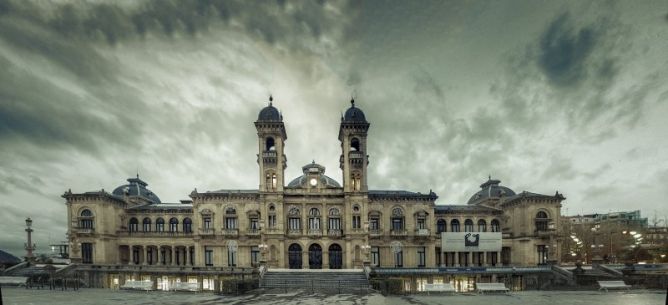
(119, 230, 193, 237)
(415, 228, 430, 236)
(390, 229, 408, 237)
(76, 228, 95, 234)
(287, 229, 301, 236)
(307, 229, 322, 237)
(199, 228, 215, 236)
(349, 151, 364, 159)
(222, 228, 239, 237)
(328, 229, 342, 237)
(247, 228, 260, 237)
(261, 151, 277, 164)
(369, 229, 382, 236)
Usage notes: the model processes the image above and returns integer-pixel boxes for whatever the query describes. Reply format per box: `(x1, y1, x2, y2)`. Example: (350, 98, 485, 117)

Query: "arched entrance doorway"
(329, 244, 343, 269)
(288, 244, 302, 269)
(308, 244, 322, 269)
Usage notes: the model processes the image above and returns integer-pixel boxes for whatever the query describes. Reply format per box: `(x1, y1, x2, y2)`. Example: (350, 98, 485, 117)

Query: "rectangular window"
(328, 218, 341, 230)
(537, 245, 548, 265)
(251, 246, 260, 266)
(268, 215, 276, 228)
(81, 219, 94, 229)
(392, 218, 403, 231)
(129, 222, 138, 233)
(352, 215, 361, 229)
(369, 218, 379, 230)
(250, 218, 259, 231)
(309, 217, 320, 230)
(81, 243, 93, 264)
(183, 222, 192, 233)
(204, 217, 212, 229)
(156, 222, 164, 232)
(225, 217, 237, 229)
(371, 247, 380, 266)
(417, 218, 426, 229)
(394, 250, 403, 267)
(289, 218, 301, 230)
(143, 222, 151, 232)
(205, 247, 213, 266)
(169, 222, 178, 232)
(228, 249, 237, 267)
(417, 247, 426, 267)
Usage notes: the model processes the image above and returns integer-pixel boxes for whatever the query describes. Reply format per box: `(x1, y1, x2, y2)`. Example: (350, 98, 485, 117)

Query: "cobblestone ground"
(2, 288, 666, 305)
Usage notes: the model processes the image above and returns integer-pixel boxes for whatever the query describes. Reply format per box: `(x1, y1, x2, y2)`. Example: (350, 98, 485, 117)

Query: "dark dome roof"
(257, 97, 282, 121)
(343, 99, 366, 122)
(467, 178, 515, 204)
(0, 249, 20, 264)
(286, 161, 341, 188)
(112, 176, 161, 203)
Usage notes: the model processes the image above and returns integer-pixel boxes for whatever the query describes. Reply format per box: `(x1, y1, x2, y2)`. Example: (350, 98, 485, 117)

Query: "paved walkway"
(1, 287, 665, 305)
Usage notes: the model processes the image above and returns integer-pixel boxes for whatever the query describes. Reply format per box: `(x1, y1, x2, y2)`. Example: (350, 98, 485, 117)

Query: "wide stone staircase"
(260, 269, 370, 294)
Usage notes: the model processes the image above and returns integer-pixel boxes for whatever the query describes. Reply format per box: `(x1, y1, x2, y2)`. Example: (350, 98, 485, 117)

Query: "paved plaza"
(2, 288, 667, 305)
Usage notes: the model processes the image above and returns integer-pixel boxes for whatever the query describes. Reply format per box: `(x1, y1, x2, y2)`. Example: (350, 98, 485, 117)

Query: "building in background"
(63, 98, 565, 292)
(561, 210, 649, 264)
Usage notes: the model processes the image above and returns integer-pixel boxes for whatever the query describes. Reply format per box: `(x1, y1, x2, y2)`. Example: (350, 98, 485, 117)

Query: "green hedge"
(370, 278, 404, 295)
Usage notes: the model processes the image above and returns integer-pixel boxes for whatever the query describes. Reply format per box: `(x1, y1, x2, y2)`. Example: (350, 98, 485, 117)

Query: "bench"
(424, 282, 456, 294)
(598, 280, 631, 292)
(174, 282, 199, 292)
(0, 276, 28, 286)
(476, 283, 510, 294)
(120, 280, 154, 291)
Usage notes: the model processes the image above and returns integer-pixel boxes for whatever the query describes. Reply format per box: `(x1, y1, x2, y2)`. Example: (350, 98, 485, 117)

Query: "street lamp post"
(24, 217, 36, 261)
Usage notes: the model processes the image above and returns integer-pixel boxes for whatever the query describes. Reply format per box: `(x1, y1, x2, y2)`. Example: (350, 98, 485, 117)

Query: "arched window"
(79, 209, 94, 229)
(309, 208, 321, 231)
(369, 211, 381, 232)
(142, 217, 151, 232)
(491, 219, 500, 232)
(464, 219, 474, 232)
(328, 208, 341, 233)
(351, 138, 361, 151)
(267, 204, 277, 228)
(156, 218, 165, 232)
(225, 207, 237, 229)
(478, 219, 487, 232)
(352, 205, 361, 229)
(288, 207, 301, 231)
(169, 217, 179, 232)
(450, 219, 460, 232)
(129, 217, 139, 233)
(183, 217, 192, 233)
(351, 172, 362, 191)
(266, 137, 275, 151)
(535, 211, 549, 231)
(436, 219, 446, 233)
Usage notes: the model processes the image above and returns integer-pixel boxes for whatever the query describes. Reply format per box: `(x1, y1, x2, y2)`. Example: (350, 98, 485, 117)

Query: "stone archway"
(308, 244, 322, 269)
(288, 243, 302, 269)
(328, 244, 342, 269)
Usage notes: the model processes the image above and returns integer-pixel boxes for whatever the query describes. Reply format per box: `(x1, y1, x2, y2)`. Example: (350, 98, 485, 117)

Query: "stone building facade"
(63, 98, 565, 290)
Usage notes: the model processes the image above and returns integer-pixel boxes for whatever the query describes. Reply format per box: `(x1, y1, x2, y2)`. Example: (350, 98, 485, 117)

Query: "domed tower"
(339, 99, 370, 192)
(255, 96, 287, 192)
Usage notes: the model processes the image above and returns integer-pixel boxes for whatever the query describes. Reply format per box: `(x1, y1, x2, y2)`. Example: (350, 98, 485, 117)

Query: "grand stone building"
(63, 98, 565, 291)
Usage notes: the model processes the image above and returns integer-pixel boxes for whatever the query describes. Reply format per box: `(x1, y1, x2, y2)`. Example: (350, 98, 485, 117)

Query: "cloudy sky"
(1, 0, 667, 257)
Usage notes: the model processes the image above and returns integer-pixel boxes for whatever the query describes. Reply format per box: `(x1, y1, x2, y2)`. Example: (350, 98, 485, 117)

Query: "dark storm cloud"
(538, 13, 597, 87)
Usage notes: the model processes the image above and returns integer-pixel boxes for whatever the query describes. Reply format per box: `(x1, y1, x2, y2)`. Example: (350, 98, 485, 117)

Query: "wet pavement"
(1, 287, 666, 305)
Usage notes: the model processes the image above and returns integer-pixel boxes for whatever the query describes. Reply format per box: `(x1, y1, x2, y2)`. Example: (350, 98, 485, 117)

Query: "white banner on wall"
(441, 232, 502, 252)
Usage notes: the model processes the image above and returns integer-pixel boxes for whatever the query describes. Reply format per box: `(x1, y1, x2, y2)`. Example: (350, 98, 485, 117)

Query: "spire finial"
(350, 98, 355, 108)
(269, 95, 273, 106)
(488, 175, 491, 180)
(312, 159, 315, 164)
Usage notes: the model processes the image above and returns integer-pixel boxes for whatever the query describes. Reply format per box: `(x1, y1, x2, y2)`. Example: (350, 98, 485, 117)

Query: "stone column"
(302, 250, 309, 269)
(323, 250, 329, 269)
(482, 252, 487, 267)
(171, 246, 177, 266)
(129, 245, 135, 265)
(185, 246, 189, 266)
(454, 252, 459, 267)
(440, 251, 445, 267)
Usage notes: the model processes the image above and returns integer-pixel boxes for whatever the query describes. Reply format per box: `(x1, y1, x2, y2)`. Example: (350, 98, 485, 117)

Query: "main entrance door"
(329, 244, 343, 269)
(288, 244, 302, 269)
(308, 244, 322, 269)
